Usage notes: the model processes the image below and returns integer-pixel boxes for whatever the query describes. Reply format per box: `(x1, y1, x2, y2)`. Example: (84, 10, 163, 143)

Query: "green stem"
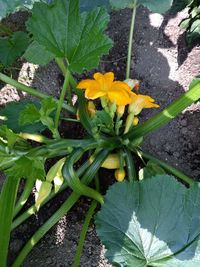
(12, 160, 91, 230)
(126, 0, 137, 79)
(55, 69, 70, 129)
(12, 150, 108, 267)
(13, 178, 35, 218)
(124, 81, 200, 140)
(0, 177, 19, 266)
(63, 148, 104, 204)
(73, 200, 97, 267)
(12, 192, 80, 267)
(55, 58, 67, 76)
(0, 72, 75, 114)
(124, 148, 137, 182)
(135, 149, 196, 186)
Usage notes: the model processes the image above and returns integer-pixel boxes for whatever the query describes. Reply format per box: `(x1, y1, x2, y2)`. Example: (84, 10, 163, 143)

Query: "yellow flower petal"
(85, 88, 106, 99)
(129, 93, 159, 115)
(77, 72, 132, 106)
(77, 79, 99, 89)
(108, 89, 132, 106)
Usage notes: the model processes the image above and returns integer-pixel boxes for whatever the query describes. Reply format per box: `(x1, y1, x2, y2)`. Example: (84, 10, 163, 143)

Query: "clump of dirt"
(0, 6, 200, 267)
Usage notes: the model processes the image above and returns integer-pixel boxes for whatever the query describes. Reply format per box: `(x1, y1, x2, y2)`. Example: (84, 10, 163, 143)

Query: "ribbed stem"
(12, 151, 108, 266)
(11, 159, 92, 230)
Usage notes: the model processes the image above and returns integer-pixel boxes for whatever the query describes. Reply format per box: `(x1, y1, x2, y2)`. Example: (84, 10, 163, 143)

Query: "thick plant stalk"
(0, 72, 75, 114)
(126, 0, 137, 79)
(13, 178, 35, 218)
(12, 150, 109, 266)
(124, 148, 137, 182)
(124, 81, 200, 140)
(73, 200, 97, 267)
(63, 148, 104, 204)
(135, 149, 195, 186)
(0, 177, 20, 267)
(11, 150, 109, 267)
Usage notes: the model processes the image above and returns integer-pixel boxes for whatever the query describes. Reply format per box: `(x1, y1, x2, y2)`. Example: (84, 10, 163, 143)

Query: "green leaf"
(18, 97, 57, 135)
(0, 31, 29, 66)
(96, 175, 200, 267)
(23, 41, 54, 65)
(5, 156, 45, 180)
(26, 0, 113, 73)
(19, 103, 41, 125)
(187, 19, 200, 45)
(0, 125, 18, 149)
(180, 18, 191, 29)
(40, 97, 57, 116)
(110, 0, 173, 13)
(80, 0, 110, 11)
(0, 100, 45, 133)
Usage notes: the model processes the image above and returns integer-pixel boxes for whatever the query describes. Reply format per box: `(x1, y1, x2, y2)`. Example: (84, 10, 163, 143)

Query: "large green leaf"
(26, 0, 113, 73)
(0, 100, 46, 133)
(96, 175, 200, 267)
(5, 155, 45, 180)
(0, 31, 29, 66)
(110, 0, 173, 13)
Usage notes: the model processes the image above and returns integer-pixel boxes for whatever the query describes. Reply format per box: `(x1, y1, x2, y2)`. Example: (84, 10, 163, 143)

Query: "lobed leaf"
(96, 175, 200, 266)
(26, 0, 113, 73)
(0, 100, 46, 133)
(23, 41, 54, 65)
(5, 155, 45, 180)
(0, 31, 29, 66)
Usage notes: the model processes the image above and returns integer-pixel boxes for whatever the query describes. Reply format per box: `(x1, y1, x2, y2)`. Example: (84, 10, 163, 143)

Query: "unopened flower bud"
(88, 101, 96, 117)
(117, 105, 125, 118)
(115, 169, 126, 182)
(133, 117, 139, 126)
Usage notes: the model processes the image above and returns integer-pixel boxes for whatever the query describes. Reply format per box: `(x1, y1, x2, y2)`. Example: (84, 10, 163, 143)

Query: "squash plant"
(180, 0, 200, 45)
(0, 0, 200, 267)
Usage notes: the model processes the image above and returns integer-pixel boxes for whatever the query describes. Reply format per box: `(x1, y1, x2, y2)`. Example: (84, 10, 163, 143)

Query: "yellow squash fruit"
(101, 153, 121, 169)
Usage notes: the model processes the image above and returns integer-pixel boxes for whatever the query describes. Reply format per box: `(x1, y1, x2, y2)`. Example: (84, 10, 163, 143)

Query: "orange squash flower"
(129, 93, 160, 115)
(77, 72, 132, 106)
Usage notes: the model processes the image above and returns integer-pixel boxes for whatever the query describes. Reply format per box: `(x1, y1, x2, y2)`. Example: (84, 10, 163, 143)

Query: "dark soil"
(0, 6, 200, 267)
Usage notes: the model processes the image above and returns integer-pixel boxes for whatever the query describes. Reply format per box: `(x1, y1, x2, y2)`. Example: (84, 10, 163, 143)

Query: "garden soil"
(0, 6, 200, 267)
